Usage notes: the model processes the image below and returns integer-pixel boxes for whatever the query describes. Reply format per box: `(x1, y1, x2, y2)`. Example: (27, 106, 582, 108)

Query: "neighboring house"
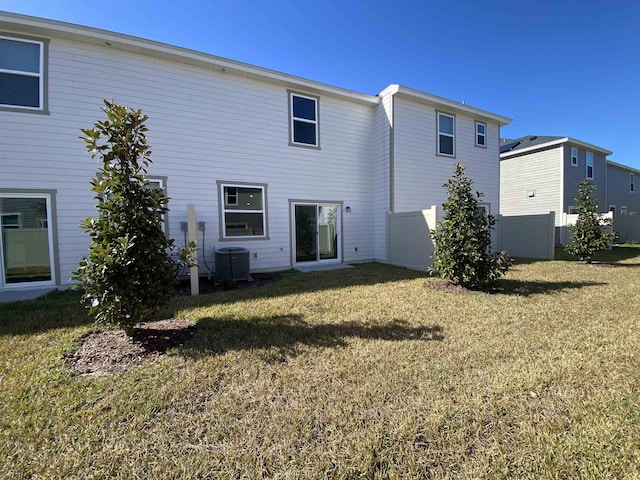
(0, 11, 510, 292)
(500, 134, 640, 244)
(606, 160, 639, 217)
(500, 135, 612, 243)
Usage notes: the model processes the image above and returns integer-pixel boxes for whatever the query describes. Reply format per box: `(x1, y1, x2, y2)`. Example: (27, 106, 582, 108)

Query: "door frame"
(290, 200, 343, 267)
(0, 191, 57, 289)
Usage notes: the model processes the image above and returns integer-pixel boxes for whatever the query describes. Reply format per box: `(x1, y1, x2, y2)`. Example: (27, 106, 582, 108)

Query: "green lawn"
(1, 246, 640, 479)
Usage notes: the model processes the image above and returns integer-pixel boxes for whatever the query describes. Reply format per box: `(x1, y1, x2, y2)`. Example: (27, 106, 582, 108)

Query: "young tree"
(430, 163, 511, 288)
(74, 101, 189, 336)
(565, 179, 614, 263)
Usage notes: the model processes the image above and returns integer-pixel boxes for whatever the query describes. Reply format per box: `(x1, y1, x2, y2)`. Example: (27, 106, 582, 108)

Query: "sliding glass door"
(0, 194, 54, 287)
(293, 203, 340, 264)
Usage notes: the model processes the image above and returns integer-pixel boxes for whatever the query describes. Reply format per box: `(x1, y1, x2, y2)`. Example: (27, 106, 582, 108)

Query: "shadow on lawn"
(182, 314, 444, 360)
(495, 279, 607, 297)
(174, 263, 427, 308)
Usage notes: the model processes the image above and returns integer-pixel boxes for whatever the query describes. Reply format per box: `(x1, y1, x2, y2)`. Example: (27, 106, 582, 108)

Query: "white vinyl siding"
(393, 96, 500, 245)
(500, 146, 563, 225)
(0, 36, 376, 284)
(0, 35, 45, 111)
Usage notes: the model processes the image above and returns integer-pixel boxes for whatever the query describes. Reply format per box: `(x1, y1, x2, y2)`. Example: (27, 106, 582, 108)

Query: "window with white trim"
(586, 152, 594, 179)
(621, 206, 628, 215)
(609, 205, 616, 215)
(631, 172, 635, 193)
(475, 121, 486, 147)
(437, 112, 455, 156)
(568, 205, 578, 214)
(145, 178, 168, 233)
(0, 35, 45, 110)
(571, 147, 578, 166)
(219, 183, 266, 238)
(289, 92, 318, 147)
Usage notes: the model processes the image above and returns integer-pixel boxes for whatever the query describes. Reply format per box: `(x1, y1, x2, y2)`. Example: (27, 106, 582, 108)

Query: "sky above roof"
(2, 0, 639, 169)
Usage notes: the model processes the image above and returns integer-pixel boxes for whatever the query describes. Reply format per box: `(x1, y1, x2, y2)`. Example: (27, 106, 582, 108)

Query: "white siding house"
(0, 11, 511, 292)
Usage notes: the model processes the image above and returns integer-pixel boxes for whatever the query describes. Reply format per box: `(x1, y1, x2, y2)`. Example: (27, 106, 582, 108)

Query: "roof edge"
(500, 137, 612, 158)
(0, 11, 380, 106)
(385, 84, 512, 126)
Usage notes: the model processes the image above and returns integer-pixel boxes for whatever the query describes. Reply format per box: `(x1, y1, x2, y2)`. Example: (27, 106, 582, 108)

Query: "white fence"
(387, 206, 438, 271)
(498, 213, 555, 259)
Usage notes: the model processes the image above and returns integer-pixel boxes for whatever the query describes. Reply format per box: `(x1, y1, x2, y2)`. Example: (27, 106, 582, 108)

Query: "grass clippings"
(1, 247, 640, 479)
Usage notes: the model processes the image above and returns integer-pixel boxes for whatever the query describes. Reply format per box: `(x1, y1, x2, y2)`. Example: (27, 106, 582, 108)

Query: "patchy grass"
(1, 247, 640, 479)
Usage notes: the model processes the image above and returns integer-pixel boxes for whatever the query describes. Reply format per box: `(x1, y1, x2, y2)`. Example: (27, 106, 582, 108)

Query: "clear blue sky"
(2, 0, 639, 169)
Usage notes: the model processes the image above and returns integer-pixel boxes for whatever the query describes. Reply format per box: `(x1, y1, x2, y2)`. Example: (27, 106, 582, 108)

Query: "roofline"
(607, 159, 640, 175)
(500, 137, 612, 158)
(381, 84, 512, 126)
(0, 11, 380, 106)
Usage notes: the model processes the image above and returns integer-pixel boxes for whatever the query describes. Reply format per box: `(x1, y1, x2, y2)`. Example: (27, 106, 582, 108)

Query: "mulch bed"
(65, 273, 282, 376)
(65, 318, 196, 376)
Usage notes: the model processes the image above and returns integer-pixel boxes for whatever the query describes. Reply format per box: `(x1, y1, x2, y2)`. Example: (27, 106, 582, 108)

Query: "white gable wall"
(1, 35, 377, 286)
(392, 95, 501, 223)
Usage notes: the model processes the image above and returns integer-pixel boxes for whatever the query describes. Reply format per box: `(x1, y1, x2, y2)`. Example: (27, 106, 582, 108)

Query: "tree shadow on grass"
(181, 314, 444, 361)
(494, 279, 607, 297)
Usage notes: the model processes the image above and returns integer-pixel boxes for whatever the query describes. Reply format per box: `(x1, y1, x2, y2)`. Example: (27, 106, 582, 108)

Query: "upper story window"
(437, 112, 455, 156)
(475, 121, 486, 148)
(289, 92, 319, 147)
(571, 147, 578, 166)
(631, 173, 635, 193)
(218, 182, 267, 239)
(586, 152, 594, 179)
(0, 35, 46, 111)
(621, 206, 628, 215)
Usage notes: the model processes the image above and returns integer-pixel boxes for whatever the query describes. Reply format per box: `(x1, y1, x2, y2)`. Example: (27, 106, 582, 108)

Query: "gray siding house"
(0, 11, 511, 293)
(500, 135, 639, 244)
(606, 160, 639, 216)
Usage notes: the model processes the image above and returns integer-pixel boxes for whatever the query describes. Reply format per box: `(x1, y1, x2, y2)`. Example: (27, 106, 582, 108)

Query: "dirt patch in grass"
(65, 318, 196, 376)
(176, 272, 281, 295)
(425, 278, 491, 294)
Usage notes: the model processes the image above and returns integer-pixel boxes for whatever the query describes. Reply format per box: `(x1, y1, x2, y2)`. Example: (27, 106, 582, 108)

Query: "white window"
(219, 183, 267, 239)
(586, 152, 594, 179)
(631, 173, 635, 193)
(475, 121, 486, 147)
(0, 35, 45, 110)
(609, 205, 616, 215)
(437, 112, 455, 156)
(621, 206, 628, 215)
(571, 147, 578, 166)
(289, 92, 318, 147)
(145, 178, 168, 233)
(568, 205, 578, 214)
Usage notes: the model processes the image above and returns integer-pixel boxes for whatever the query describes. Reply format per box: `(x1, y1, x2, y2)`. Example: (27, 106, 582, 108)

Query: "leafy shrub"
(565, 179, 614, 263)
(74, 101, 193, 336)
(430, 163, 511, 288)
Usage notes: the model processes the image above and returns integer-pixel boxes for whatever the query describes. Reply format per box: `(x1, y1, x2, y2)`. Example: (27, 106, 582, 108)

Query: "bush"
(430, 163, 511, 288)
(565, 179, 614, 263)
(74, 101, 192, 336)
